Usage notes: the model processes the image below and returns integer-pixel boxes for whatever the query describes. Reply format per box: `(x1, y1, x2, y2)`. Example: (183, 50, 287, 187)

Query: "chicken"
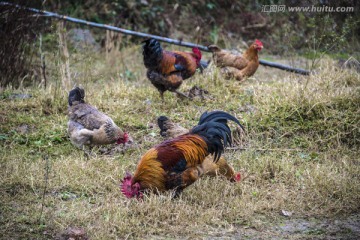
(157, 116, 189, 138)
(208, 39, 263, 81)
(142, 38, 203, 100)
(121, 111, 244, 199)
(157, 116, 241, 182)
(67, 87, 129, 156)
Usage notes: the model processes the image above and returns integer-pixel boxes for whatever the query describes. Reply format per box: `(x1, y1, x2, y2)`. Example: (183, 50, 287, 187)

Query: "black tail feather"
(198, 111, 244, 131)
(68, 87, 85, 106)
(142, 38, 163, 70)
(191, 111, 243, 162)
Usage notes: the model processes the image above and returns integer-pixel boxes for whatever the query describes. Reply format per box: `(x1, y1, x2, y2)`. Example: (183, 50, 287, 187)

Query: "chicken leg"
(202, 156, 241, 182)
(166, 166, 204, 197)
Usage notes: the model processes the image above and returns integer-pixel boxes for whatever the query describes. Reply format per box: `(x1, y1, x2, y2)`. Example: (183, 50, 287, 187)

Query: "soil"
(205, 214, 360, 240)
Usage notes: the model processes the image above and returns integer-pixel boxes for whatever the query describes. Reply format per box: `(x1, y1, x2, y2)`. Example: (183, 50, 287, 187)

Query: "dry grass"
(0, 44, 359, 239)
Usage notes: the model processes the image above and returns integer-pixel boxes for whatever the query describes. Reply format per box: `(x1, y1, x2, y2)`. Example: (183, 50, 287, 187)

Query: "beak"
(258, 46, 263, 50)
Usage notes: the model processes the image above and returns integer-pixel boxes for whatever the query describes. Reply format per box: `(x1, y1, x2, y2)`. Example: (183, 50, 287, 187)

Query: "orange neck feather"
(133, 148, 166, 192)
(243, 45, 259, 61)
(172, 135, 208, 166)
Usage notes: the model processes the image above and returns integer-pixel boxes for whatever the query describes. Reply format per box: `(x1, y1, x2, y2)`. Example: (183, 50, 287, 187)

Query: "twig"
(38, 155, 50, 223)
(226, 147, 247, 151)
(39, 33, 47, 88)
(227, 146, 302, 151)
(0, 1, 311, 76)
(57, 21, 71, 90)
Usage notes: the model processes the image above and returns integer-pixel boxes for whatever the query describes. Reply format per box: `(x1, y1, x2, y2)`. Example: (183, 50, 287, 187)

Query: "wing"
(172, 52, 189, 71)
(158, 51, 178, 75)
(160, 51, 197, 78)
(68, 103, 111, 130)
(239, 60, 260, 78)
(156, 134, 208, 171)
(213, 50, 249, 70)
(172, 51, 197, 79)
(155, 142, 187, 172)
(156, 143, 203, 194)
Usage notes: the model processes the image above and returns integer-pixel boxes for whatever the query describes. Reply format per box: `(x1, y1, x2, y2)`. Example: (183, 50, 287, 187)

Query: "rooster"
(121, 111, 243, 199)
(208, 39, 263, 81)
(67, 87, 129, 156)
(157, 116, 241, 182)
(142, 38, 203, 100)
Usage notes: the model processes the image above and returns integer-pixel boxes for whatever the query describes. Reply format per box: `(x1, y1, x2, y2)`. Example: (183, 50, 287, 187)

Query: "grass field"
(1, 45, 359, 239)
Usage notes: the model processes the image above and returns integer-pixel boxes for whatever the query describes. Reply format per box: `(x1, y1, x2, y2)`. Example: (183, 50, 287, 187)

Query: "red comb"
(117, 132, 129, 145)
(255, 39, 263, 47)
(192, 47, 202, 58)
(120, 172, 133, 198)
(192, 47, 200, 52)
(124, 132, 129, 141)
(120, 172, 143, 200)
(234, 172, 241, 182)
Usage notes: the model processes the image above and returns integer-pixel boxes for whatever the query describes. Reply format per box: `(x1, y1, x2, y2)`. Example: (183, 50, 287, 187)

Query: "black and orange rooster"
(157, 115, 241, 183)
(121, 111, 243, 199)
(142, 38, 203, 100)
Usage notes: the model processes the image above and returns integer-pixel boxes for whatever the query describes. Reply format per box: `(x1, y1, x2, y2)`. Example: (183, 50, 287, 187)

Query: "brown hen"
(208, 39, 263, 81)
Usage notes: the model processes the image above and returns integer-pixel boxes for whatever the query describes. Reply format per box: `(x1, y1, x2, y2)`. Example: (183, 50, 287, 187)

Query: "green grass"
(1, 45, 359, 239)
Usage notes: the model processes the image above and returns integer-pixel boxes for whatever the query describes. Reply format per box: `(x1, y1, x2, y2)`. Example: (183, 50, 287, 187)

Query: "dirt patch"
(203, 214, 360, 239)
(273, 214, 360, 239)
(56, 227, 89, 240)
